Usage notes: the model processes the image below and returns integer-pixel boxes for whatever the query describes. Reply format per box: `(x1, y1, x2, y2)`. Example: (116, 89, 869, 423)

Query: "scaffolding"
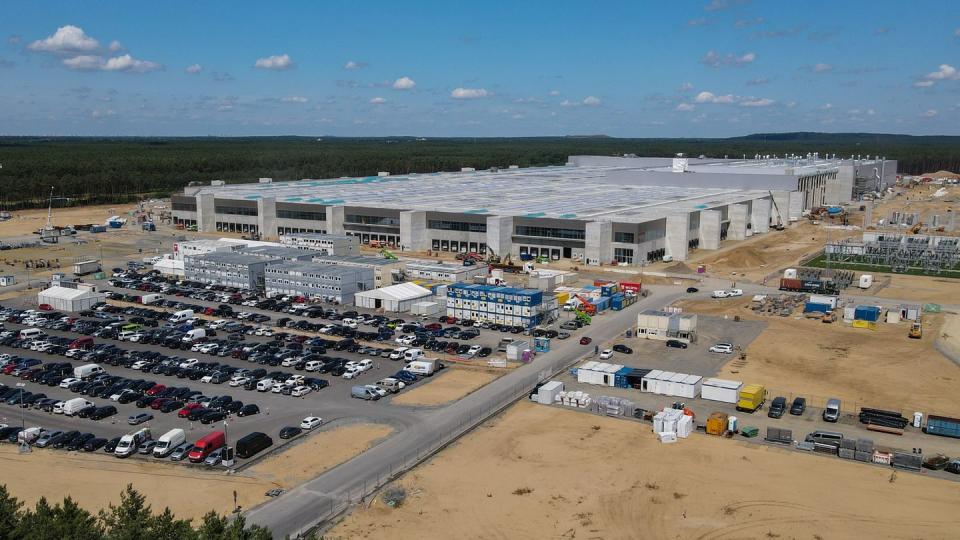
(825, 234, 960, 275)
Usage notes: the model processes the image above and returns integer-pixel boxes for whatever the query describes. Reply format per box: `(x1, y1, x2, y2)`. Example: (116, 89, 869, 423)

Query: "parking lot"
(0, 269, 591, 469)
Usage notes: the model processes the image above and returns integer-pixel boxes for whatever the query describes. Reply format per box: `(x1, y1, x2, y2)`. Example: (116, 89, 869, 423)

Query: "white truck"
(61, 397, 94, 416)
(115, 428, 151, 458)
(140, 293, 162, 305)
(404, 359, 440, 377)
(402, 348, 424, 362)
(153, 428, 186, 458)
(73, 363, 104, 380)
(168, 309, 194, 323)
(73, 260, 101, 276)
(181, 328, 207, 343)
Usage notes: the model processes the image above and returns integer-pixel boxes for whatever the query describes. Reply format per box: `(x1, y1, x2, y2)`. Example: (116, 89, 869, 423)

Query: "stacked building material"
(765, 427, 794, 444)
(859, 408, 909, 429)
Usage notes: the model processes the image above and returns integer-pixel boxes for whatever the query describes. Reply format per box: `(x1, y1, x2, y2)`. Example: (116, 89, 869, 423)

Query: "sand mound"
(924, 170, 960, 179)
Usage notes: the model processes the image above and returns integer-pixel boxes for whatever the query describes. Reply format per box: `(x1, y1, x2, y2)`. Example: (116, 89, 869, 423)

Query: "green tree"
(149, 507, 197, 540)
(0, 484, 23, 540)
(49, 497, 102, 540)
(15, 497, 57, 540)
(100, 484, 156, 540)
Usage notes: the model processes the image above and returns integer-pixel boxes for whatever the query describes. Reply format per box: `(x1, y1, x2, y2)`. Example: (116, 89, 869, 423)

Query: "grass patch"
(804, 253, 960, 279)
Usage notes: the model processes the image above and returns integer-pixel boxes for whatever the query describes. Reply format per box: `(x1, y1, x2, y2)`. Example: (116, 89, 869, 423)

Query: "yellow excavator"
(909, 320, 922, 339)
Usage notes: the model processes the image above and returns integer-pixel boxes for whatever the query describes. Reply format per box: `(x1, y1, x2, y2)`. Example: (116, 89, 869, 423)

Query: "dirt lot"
(330, 401, 960, 540)
(0, 203, 140, 237)
(869, 273, 960, 304)
(391, 369, 500, 407)
(0, 444, 272, 521)
(245, 423, 392, 488)
(675, 298, 960, 416)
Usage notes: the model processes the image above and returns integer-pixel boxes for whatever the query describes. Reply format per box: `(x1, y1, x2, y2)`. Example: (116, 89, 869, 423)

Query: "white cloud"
(62, 55, 104, 71)
(701, 50, 756, 67)
(392, 76, 416, 89)
(281, 96, 308, 103)
(108, 40, 123, 52)
(914, 64, 959, 88)
(344, 60, 364, 70)
(582, 95, 602, 106)
(560, 99, 574, 107)
(679, 82, 694, 92)
(28, 25, 99, 53)
(694, 91, 735, 104)
(369, 96, 386, 104)
(820, 103, 833, 110)
(913, 80, 934, 88)
(786, 101, 797, 108)
(735, 17, 765, 28)
(254, 54, 293, 70)
(102, 54, 162, 73)
(920, 109, 938, 118)
(63, 53, 161, 73)
(813, 63, 833, 73)
(549, 90, 560, 96)
(451, 87, 489, 99)
(688, 18, 710, 27)
(746, 76, 770, 85)
(185, 64, 202, 74)
(867, 108, 876, 115)
(90, 108, 115, 119)
(676, 103, 696, 111)
(740, 97, 774, 107)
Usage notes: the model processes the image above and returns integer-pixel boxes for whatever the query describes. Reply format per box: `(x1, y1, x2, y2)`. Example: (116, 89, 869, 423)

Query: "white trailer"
(537, 381, 564, 405)
(668, 373, 702, 399)
(700, 378, 743, 404)
(73, 260, 101, 276)
(141, 293, 162, 305)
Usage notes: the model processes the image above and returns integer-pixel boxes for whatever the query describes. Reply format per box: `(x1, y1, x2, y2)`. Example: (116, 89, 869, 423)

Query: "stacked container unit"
(446, 283, 544, 328)
(593, 296, 611, 312)
(803, 302, 832, 313)
(613, 366, 633, 389)
(700, 378, 743, 404)
(576, 361, 624, 386)
(853, 305, 881, 330)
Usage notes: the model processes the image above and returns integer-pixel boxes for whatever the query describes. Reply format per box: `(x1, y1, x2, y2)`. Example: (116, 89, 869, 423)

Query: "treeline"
(0, 133, 958, 209)
(0, 483, 317, 540)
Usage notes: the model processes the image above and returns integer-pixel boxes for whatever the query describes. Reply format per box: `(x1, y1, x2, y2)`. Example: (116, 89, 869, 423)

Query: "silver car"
(169, 442, 193, 461)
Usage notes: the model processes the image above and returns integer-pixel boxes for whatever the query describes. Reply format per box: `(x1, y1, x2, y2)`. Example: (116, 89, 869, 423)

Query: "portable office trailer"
(537, 381, 564, 405)
(640, 370, 672, 394)
(668, 373, 702, 399)
(701, 378, 743, 404)
(576, 361, 600, 384)
(809, 294, 838, 309)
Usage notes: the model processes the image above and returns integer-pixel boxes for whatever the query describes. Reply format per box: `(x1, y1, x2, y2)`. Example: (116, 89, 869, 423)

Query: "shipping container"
(854, 305, 881, 322)
(925, 415, 960, 439)
(809, 294, 838, 309)
(701, 378, 742, 404)
(619, 281, 642, 294)
(803, 302, 832, 313)
(537, 381, 564, 405)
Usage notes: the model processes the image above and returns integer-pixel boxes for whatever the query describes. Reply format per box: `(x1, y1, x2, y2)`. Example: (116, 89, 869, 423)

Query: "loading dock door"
(375, 299, 382, 309)
(563, 247, 572, 258)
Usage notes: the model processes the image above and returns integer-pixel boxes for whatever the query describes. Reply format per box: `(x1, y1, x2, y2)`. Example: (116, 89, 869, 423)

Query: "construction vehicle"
(456, 251, 483, 263)
(486, 247, 523, 273)
(379, 248, 398, 260)
(573, 294, 597, 315)
(822, 312, 836, 323)
(736, 384, 767, 413)
(909, 321, 922, 339)
(574, 311, 592, 325)
(768, 191, 785, 231)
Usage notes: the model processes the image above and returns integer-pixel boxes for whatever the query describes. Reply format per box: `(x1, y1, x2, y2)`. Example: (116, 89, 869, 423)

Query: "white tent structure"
(37, 284, 106, 312)
(354, 283, 432, 312)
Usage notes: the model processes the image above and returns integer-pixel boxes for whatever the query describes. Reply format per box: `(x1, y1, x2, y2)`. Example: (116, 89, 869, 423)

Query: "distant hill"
(0, 133, 956, 208)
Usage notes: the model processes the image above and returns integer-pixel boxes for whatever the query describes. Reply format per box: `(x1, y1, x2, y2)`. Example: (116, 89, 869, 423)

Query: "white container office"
(668, 373, 703, 399)
(537, 381, 564, 405)
(700, 378, 743, 404)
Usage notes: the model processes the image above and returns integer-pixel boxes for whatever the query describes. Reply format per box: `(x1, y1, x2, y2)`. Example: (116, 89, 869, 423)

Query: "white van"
(73, 363, 104, 380)
(153, 428, 186, 458)
(61, 397, 94, 416)
(168, 309, 194, 323)
(181, 328, 207, 343)
(305, 360, 324, 372)
(118, 330, 138, 341)
(402, 348, 424, 362)
(115, 428, 151, 458)
(256, 378, 275, 392)
(404, 359, 438, 376)
(18, 328, 43, 340)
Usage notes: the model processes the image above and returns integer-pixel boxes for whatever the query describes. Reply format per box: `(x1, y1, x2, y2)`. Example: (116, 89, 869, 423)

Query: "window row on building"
(427, 220, 487, 233)
(514, 225, 585, 240)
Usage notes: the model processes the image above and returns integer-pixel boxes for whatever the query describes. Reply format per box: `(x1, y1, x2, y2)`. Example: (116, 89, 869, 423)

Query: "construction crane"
(39, 187, 73, 243)
(768, 191, 786, 231)
(573, 294, 597, 315)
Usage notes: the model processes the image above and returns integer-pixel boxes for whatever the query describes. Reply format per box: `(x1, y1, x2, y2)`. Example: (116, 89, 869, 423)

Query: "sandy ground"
(245, 424, 393, 488)
(869, 273, 960, 304)
(940, 312, 960, 360)
(675, 298, 960, 416)
(330, 401, 960, 540)
(0, 203, 140, 237)
(0, 444, 272, 521)
(391, 369, 500, 407)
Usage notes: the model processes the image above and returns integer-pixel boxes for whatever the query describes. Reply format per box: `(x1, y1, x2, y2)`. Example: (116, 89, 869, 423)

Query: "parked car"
(300, 416, 322, 430)
(665, 340, 688, 349)
(237, 404, 260, 417)
(612, 344, 633, 354)
(169, 442, 193, 461)
(128, 412, 153, 425)
(823, 398, 841, 422)
(790, 397, 807, 416)
(709, 343, 734, 354)
(278, 426, 302, 439)
(599, 349, 613, 360)
(768, 396, 787, 419)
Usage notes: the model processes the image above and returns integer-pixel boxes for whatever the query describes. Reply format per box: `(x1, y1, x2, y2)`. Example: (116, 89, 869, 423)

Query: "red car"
(145, 384, 166, 396)
(178, 402, 202, 418)
(150, 397, 172, 410)
(424, 323, 442, 331)
(579, 337, 592, 345)
(38, 303, 53, 311)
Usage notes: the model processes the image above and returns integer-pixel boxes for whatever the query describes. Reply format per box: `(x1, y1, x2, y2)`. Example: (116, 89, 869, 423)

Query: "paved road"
(244, 285, 683, 537)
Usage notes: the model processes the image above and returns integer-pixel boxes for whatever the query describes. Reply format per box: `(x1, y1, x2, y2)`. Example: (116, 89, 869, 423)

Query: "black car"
(768, 396, 787, 419)
(278, 426, 302, 439)
(612, 344, 633, 354)
(90, 405, 118, 420)
(75, 405, 98, 418)
(104, 436, 122, 453)
(665, 340, 688, 349)
(67, 433, 96, 451)
(83, 437, 108, 452)
(160, 400, 184, 413)
(789, 397, 807, 416)
(224, 400, 244, 414)
(237, 404, 260, 417)
(52, 430, 81, 449)
(686, 287, 699, 293)
(200, 410, 226, 424)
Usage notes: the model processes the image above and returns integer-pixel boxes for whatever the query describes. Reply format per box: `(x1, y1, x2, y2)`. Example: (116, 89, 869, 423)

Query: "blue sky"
(1, 0, 958, 137)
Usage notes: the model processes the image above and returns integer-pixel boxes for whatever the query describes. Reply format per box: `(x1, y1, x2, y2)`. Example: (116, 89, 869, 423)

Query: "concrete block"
(327, 206, 345, 235)
(584, 221, 612, 265)
(485, 216, 513, 259)
(196, 193, 215, 233)
(699, 210, 721, 250)
(257, 196, 278, 240)
(665, 214, 689, 262)
(399, 210, 428, 252)
(728, 203, 748, 241)
(751, 198, 771, 234)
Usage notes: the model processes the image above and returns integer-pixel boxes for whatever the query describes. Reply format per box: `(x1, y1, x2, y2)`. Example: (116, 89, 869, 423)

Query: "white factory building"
(170, 153, 896, 264)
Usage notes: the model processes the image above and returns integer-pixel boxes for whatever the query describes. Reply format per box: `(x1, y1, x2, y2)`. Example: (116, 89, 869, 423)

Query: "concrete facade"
(770, 191, 790, 227)
(751, 197, 771, 234)
(699, 210, 722, 250)
(257, 196, 278, 240)
(728, 204, 749, 241)
(399, 210, 428, 251)
(665, 214, 690, 262)
(485, 215, 513, 259)
(584, 221, 612, 265)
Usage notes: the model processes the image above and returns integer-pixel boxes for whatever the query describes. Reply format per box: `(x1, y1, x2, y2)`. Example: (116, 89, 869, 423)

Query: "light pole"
(15, 382, 29, 453)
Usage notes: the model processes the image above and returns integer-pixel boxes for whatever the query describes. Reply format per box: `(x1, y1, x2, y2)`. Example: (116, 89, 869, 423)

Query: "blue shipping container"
(803, 302, 832, 313)
(613, 366, 632, 388)
(854, 305, 881, 322)
(926, 415, 960, 439)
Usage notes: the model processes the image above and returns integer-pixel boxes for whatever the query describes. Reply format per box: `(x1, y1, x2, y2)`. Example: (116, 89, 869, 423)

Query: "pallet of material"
(892, 452, 923, 471)
(855, 438, 874, 453)
(796, 441, 815, 452)
(866, 423, 904, 436)
(765, 427, 793, 444)
(855, 450, 872, 462)
(840, 438, 856, 450)
(839, 448, 856, 460)
(813, 442, 839, 455)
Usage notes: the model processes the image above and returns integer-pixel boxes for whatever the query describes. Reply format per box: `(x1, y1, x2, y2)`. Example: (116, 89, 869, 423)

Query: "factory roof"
(233, 245, 321, 259)
(311, 254, 400, 267)
(186, 251, 272, 266)
(406, 261, 485, 273)
(188, 164, 771, 224)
